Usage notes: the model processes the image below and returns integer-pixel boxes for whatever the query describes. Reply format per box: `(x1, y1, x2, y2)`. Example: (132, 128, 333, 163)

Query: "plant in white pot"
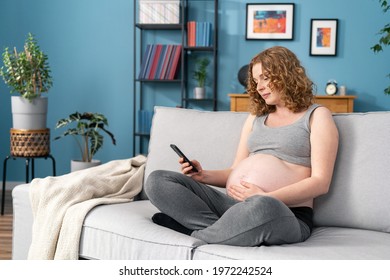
(193, 57, 210, 99)
(0, 33, 53, 129)
(54, 112, 116, 172)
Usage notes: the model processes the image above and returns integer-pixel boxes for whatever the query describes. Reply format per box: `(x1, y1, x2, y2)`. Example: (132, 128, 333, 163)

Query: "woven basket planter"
(10, 128, 50, 157)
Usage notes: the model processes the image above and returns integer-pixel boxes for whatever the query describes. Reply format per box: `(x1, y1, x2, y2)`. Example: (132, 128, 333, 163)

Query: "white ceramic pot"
(71, 159, 101, 172)
(11, 96, 48, 129)
(193, 87, 205, 99)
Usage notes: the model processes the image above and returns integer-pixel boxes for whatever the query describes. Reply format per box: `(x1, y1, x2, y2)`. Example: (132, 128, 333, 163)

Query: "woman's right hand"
(179, 158, 202, 179)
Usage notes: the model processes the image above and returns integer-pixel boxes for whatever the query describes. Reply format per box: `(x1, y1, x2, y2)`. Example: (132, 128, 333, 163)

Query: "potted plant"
(192, 57, 210, 99)
(0, 33, 53, 129)
(371, 0, 389, 95)
(54, 112, 116, 172)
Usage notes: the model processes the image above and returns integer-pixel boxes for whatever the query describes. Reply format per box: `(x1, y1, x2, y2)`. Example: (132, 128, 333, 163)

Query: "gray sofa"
(12, 106, 390, 259)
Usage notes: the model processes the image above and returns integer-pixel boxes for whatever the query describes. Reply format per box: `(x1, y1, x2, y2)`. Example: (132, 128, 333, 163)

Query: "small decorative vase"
(193, 87, 205, 99)
(71, 159, 101, 172)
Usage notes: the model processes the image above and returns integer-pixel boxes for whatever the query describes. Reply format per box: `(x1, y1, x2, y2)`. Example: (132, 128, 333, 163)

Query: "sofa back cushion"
(142, 106, 248, 199)
(313, 112, 390, 233)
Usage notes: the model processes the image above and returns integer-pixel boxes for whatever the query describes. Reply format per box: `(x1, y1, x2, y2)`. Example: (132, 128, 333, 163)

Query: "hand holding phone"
(170, 144, 199, 173)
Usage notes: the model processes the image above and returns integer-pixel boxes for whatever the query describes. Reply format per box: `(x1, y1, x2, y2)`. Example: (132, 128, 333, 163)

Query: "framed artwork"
(310, 19, 339, 56)
(245, 3, 295, 40)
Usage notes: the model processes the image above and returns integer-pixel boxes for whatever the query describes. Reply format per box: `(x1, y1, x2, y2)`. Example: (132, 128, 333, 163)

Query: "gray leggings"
(144, 170, 311, 246)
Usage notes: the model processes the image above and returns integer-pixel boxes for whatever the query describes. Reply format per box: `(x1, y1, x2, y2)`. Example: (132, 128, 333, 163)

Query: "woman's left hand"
(227, 180, 266, 201)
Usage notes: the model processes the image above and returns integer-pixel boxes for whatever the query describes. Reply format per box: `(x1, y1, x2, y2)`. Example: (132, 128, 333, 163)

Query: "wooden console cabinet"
(229, 94, 356, 113)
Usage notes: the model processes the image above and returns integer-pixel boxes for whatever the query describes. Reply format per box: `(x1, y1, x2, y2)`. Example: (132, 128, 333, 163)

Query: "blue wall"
(1, 0, 389, 180)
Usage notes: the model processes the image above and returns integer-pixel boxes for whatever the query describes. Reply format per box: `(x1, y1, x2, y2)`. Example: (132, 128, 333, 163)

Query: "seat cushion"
(192, 227, 390, 260)
(79, 200, 206, 260)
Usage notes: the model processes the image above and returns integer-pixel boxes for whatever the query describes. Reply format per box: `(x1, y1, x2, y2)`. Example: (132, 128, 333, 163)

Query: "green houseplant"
(192, 57, 210, 99)
(54, 112, 116, 171)
(0, 33, 53, 129)
(372, 0, 390, 94)
(1, 33, 52, 101)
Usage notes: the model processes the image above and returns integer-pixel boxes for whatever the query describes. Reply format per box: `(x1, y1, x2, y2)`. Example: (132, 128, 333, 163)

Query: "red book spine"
(187, 21, 193, 46)
(164, 45, 176, 80)
(160, 45, 173, 80)
(191, 21, 196, 46)
(148, 44, 162, 79)
(168, 45, 182, 80)
(154, 45, 167, 79)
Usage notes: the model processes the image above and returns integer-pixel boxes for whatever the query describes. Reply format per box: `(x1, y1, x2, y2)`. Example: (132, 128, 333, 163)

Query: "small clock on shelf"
(325, 80, 338, 95)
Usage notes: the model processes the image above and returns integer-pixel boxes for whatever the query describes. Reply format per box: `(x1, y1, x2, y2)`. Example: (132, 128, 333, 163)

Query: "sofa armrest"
(12, 184, 33, 260)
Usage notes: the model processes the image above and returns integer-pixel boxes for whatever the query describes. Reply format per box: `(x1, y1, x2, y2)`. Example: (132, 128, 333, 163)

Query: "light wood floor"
(0, 190, 13, 260)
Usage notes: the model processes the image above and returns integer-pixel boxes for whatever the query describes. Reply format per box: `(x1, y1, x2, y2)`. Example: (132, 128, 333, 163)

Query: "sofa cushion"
(314, 112, 390, 233)
(12, 183, 206, 260)
(193, 227, 390, 260)
(79, 200, 206, 260)
(142, 106, 249, 199)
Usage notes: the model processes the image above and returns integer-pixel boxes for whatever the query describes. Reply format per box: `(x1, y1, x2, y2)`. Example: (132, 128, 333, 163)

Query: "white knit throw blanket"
(28, 155, 146, 260)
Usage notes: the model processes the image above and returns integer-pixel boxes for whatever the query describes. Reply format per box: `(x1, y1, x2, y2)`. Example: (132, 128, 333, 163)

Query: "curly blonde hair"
(247, 46, 315, 116)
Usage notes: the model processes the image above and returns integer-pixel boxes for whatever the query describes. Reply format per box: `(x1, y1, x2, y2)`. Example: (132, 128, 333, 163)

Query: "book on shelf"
(148, 44, 162, 79)
(187, 21, 196, 46)
(138, 44, 152, 80)
(187, 21, 212, 47)
(139, 0, 180, 24)
(159, 44, 173, 79)
(167, 45, 181, 80)
(155, 44, 167, 79)
(137, 110, 154, 134)
(143, 45, 157, 79)
(138, 44, 181, 80)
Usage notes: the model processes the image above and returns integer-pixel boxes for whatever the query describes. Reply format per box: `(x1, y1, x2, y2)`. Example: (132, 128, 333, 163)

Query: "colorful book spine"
(187, 21, 196, 47)
(159, 45, 173, 79)
(164, 45, 176, 79)
(186, 21, 212, 47)
(155, 45, 167, 79)
(167, 45, 182, 80)
(148, 44, 162, 79)
(144, 44, 157, 79)
(138, 44, 183, 80)
(138, 44, 152, 79)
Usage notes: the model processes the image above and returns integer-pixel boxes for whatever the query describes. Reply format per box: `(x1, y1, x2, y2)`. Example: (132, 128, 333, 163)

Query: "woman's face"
(252, 63, 281, 105)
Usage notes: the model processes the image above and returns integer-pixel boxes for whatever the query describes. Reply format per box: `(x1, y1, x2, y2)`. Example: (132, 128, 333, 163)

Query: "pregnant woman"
(145, 46, 339, 246)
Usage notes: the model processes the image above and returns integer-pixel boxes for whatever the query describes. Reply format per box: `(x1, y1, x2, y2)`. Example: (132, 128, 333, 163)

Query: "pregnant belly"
(227, 154, 310, 193)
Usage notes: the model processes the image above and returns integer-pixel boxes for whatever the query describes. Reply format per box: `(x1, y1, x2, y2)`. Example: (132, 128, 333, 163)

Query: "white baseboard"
(3, 181, 25, 191)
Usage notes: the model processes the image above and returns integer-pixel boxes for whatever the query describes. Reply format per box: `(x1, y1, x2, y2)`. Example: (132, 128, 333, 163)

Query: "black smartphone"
(170, 144, 199, 172)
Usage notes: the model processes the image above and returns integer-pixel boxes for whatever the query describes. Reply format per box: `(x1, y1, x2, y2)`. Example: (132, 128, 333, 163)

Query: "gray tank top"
(247, 104, 321, 167)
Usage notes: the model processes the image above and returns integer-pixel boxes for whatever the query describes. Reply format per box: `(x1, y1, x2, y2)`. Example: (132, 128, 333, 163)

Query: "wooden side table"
(229, 94, 356, 113)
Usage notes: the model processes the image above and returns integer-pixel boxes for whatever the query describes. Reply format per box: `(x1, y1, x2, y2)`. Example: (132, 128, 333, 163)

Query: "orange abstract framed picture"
(310, 19, 338, 56)
(245, 3, 295, 40)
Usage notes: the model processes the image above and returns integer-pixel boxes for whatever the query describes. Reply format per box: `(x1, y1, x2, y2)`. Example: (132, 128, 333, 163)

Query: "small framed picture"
(310, 19, 339, 56)
(245, 3, 295, 40)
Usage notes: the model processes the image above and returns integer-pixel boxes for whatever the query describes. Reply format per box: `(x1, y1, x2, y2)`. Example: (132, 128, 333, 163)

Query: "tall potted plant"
(371, 0, 389, 94)
(54, 112, 116, 172)
(192, 57, 210, 99)
(0, 33, 53, 129)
